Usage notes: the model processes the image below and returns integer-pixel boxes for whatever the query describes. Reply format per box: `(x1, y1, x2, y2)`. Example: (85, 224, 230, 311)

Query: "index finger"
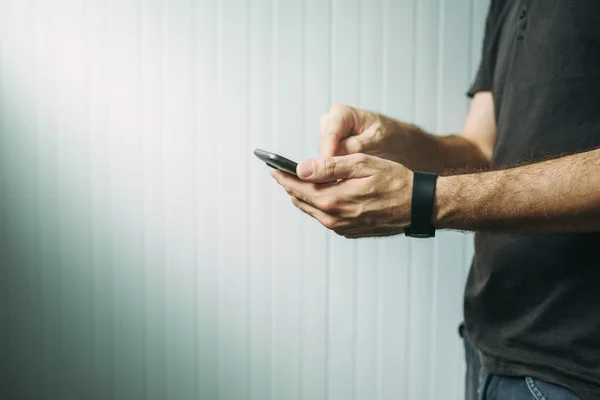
(319, 105, 355, 157)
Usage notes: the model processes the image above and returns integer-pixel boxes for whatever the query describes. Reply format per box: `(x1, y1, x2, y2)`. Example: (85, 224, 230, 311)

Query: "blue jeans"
(461, 323, 580, 400)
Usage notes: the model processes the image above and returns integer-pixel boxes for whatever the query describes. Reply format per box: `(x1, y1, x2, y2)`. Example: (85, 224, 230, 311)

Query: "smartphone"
(254, 148, 298, 176)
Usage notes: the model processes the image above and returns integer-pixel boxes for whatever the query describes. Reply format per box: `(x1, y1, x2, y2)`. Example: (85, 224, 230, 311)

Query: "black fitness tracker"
(404, 171, 438, 238)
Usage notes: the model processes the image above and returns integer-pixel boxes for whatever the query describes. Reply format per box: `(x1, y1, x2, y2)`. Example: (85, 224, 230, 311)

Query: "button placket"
(517, 0, 529, 40)
(519, 8, 527, 20)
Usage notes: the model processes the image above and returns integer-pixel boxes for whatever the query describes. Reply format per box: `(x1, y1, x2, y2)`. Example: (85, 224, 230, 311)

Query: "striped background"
(0, 0, 489, 399)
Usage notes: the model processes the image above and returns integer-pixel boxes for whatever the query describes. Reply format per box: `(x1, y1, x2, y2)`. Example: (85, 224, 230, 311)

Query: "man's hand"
(271, 153, 413, 238)
(319, 95, 495, 173)
(320, 104, 414, 164)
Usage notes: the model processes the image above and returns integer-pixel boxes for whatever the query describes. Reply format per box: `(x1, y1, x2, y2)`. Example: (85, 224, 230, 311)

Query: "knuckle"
(322, 156, 337, 177)
(355, 153, 369, 163)
(372, 116, 384, 131)
(352, 153, 370, 168)
(350, 204, 366, 220)
(370, 119, 385, 142)
(319, 197, 339, 213)
(321, 216, 340, 230)
(353, 137, 365, 153)
(284, 186, 297, 198)
(330, 103, 352, 117)
(365, 183, 378, 196)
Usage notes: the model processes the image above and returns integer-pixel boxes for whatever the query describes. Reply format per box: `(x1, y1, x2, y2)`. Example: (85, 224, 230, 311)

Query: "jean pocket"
(525, 377, 580, 400)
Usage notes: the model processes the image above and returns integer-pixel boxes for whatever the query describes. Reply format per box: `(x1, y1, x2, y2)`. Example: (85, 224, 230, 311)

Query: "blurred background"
(0, 0, 488, 399)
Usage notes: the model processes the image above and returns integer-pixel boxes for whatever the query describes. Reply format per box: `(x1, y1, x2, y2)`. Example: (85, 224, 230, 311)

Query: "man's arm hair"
(397, 91, 496, 173)
(434, 146, 600, 233)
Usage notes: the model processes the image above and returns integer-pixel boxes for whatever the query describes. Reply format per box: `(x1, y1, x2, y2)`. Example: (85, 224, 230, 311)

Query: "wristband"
(404, 171, 437, 238)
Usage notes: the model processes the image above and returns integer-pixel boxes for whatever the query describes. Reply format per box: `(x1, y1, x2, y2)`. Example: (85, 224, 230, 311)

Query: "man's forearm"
(396, 123, 490, 173)
(434, 147, 600, 233)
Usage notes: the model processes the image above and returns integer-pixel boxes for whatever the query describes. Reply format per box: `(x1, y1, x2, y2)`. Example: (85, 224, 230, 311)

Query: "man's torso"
(466, 1, 600, 399)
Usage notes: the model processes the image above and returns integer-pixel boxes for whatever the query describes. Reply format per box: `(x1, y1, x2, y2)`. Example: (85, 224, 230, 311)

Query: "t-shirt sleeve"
(467, 2, 498, 97)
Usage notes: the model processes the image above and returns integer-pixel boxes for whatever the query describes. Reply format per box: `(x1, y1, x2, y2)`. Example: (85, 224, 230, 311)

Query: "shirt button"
(519, 8, 527, 19)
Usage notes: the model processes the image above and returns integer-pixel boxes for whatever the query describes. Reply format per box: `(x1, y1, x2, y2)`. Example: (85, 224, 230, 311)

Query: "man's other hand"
(319, 104, 415, 164)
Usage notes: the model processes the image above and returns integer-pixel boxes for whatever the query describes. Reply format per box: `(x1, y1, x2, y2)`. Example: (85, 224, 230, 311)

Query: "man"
(272, 1, 600, 399)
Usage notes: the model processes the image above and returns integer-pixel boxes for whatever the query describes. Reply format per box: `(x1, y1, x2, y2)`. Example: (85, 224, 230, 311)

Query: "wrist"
(386, 120, 414, 164)
(432, 175, 461, 230)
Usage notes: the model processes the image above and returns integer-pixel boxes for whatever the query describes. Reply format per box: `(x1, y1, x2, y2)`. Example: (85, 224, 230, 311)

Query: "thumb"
(338, 135, 366, 155)
(296, 154, 375, 183)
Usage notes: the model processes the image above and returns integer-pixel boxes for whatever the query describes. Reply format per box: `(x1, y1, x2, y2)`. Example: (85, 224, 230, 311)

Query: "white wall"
(0, 0, 489, 399)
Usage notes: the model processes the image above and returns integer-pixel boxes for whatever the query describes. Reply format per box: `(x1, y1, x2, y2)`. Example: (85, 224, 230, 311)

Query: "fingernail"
(298, 160, 314, 178)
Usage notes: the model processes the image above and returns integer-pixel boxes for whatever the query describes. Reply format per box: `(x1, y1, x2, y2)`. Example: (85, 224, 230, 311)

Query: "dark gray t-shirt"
(465, 1, 600, 399)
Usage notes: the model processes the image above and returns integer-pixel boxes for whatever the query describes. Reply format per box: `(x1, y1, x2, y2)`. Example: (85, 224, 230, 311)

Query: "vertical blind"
(0, 0, 489, 399)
